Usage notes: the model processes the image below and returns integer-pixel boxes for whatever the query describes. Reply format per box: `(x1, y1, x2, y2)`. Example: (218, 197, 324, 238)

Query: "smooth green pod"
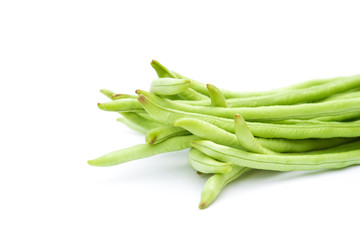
(111, 93, 138, 100)
(98, 98, 145, 113)
(150, 78, 191, 95)
(207, 83, 227, 107)
(151, 60, 209, 101)
(138, 94, 360, 139)
(136, 89, 360, 122)
(234, 114, 275, 154)
(88, 135, 199, 167)
(174, 117, 356, 153)
(188, 148, 233, 174)
(224, 75, 360, 107)
(145, 126, 190, 145)
(191, 140, 360, 171)
(171, 71, 344, 99)
(100, 89, 116, 99)
(199, 165, 249, 209)
(151, 60, 177, 78)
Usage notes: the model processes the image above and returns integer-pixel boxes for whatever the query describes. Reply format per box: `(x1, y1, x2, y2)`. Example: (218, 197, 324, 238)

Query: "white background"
(1, 0, 360, 239)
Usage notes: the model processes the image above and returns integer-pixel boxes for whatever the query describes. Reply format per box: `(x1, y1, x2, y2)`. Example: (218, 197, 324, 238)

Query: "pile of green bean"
(88, 60, 360, 209)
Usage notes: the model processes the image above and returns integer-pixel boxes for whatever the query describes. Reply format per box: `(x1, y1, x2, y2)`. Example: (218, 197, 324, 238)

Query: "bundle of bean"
(88, 60, 360, 209)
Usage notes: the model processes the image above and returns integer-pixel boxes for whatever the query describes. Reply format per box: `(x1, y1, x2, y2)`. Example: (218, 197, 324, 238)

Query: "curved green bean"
(188, 148, 232, 174)
(150, 78, 190, 95)
(98, 98, 145, 113)
(199, 165, 249, 209)
(234, 114, 275, 154)
(88, 135, 199, 167)
(136, 89, 360, 122)
(111, 93, 138, 100)
(151, 60, 208, 101)
(224, 75, 360, 107)
(171, 70, 343, 99)
(174, 117, 356, 152)
(191, 140, 360, 171)
(207, 83, 227, 107)
(139, 94, 360, 139)
(100, 89, 116, 99)
(145, 126, 190, 145)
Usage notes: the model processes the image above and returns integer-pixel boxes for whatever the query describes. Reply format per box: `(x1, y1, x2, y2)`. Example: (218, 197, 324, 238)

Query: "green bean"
(150, 60, 208, 101)
(150, 78, 190, 96)
(188, 148, 233, 174)
(171, 70, 345, 99)
(191, 140, 360, 171)
(224, 75, 360, 107)
(138, 94, 360, 139)
(199, 165, 249, 209)
(151, 60, 177, 78)
(174, 99, 211, 106)
(88, 135, 199, 167)
(176, 88, 209, 101)
(136, 89, 360, 122)
(174, 88, 360, 107)
(100, 89, 116, 99)
(174, 117, 356, 152)
(302, 139, 360, 155)
(207, 83, 227, 107)
(98, 98, 145, 113)
(119, 112, 161, 132)
(234, 114, 275, 154)
(318, 88, 360, 102)
(110, 93, 138, 100)
(199, 113, 272, 209)
(145, 126, 191, 145)
(100, 89, 137, 100)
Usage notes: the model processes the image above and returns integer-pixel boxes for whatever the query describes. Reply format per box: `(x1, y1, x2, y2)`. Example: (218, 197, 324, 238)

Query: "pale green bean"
(88, 135, 199, 167)
(145, 126, 190, 145)
(188, 148, 232, 174)
(191, 140, 360, 171)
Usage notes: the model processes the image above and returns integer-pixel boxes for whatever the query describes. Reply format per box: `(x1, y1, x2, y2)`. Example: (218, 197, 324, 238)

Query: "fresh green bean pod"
(174, 99, 212, 106)
(151, 60, 208, 101)
(188, 148, 233, 174)
(145, 126, 191, 145)
(191, 140, 360, 171)
(100, 89, 116, 99)
(100, 89, 137, 100)
(176, 88, 209, 101)
(143, 89, 360, 121)
(315, 112, 360, 122)
(199, 165, 250, 209)
(138, 94, 360, 139)
(317, 87, 360, 102)
(111, 93, 138, 100)
(224, 75, 360, 107)
(173, 88, 360, 107)
(234, 114, 275, 154)
(150, 78, 190, 95)
(88, 135, 199, 167)
(171, 70, 344, 99)
(207, 83, 227, 107)
(98, 98, 145, 113)
(174, 117, 356, 152)
(302, 139, 360, 155)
